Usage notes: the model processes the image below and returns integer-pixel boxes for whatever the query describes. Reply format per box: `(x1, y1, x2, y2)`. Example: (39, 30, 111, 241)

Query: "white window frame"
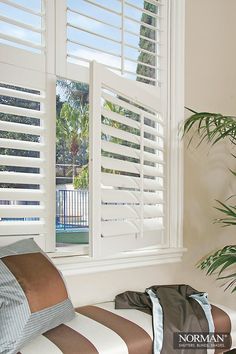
(51, 0, 186, 274)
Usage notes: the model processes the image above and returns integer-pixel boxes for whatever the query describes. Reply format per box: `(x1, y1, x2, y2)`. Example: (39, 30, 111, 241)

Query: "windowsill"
(52, 244, 89, 257)
(50, 247, 187, 276)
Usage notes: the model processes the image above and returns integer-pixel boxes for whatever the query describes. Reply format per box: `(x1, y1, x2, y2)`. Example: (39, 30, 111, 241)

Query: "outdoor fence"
(56, 189, 89, 230)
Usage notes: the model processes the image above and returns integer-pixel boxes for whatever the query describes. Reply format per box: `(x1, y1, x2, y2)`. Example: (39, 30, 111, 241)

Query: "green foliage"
(73, 165, 88, 189)
(214, 200, 236, 227)
(183, 109, 236, 293)
(57, 80, 89, 108)
(56, 81, 89, 176)
(59, 103, 80, 156)
(198, 246, 236, 293)
(183, 110, 236, 146)
(56, 100, 89, 180)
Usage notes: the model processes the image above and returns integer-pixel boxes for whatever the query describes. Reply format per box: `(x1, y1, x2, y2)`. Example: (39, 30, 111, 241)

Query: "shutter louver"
(90, 61, 165, 257)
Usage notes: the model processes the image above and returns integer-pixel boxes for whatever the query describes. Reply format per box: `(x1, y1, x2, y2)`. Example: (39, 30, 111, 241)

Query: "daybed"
(18, 301, 236, 354)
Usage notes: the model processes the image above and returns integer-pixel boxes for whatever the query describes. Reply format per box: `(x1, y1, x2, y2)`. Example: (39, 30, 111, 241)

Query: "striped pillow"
(0, 239, 75, 354)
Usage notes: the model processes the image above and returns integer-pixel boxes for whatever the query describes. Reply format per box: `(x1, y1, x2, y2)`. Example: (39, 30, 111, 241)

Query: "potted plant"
(183, 109, 236, 293)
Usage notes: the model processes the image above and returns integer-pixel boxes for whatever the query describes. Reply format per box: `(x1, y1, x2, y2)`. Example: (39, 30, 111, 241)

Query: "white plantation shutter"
(0, 1, 56, 251)
(0, 0, 184, 259)
(0, 0, 46, 71)
(56, 0, 165, 86)
(90, 61, 166, 257)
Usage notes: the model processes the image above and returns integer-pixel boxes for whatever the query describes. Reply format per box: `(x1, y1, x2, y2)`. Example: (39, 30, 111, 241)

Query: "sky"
(0, 0, 158, 80)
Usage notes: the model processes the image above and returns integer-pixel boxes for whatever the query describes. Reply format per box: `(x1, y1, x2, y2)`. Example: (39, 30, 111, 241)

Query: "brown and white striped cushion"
(18, 301, 235, 354)
(18, 302, 153, 354)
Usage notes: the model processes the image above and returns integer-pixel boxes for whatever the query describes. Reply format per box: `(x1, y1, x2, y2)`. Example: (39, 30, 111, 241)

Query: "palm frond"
(214, 200, 236, 227)
(183, 110, 236, 146)
(185, 106, 198, 114)
(198, 246, 236, 293)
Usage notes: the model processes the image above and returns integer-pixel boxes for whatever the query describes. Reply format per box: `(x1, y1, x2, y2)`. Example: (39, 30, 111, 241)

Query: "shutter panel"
(0, 0, 46, 71)
(90, 61, 165, 257)
(0, 65, 55, 251)
(56, 0, 164, 86)
(0, 1, 56, 251)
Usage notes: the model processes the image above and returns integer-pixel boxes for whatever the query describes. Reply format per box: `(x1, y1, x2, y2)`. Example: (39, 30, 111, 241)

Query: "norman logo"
(173, 332, 231, 350)
(179, 333, 225, 343)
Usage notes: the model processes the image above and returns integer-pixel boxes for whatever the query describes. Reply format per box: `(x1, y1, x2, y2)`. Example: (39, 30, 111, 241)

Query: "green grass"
(56, 230, 89, 244)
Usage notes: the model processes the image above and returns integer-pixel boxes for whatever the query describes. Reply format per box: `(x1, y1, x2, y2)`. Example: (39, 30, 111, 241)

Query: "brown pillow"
(0, 238, 75, 354)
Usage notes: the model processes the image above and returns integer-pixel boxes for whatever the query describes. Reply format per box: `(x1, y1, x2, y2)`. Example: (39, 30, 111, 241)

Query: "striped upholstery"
(212, 303, 236, 350)
(17, 301, 236, 354)
(0, 239, 75, 354)
(19, 302, 153, 354)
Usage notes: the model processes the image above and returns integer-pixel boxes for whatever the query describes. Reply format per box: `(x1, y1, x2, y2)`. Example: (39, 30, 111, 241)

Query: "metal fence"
(56, 189, 89, 230)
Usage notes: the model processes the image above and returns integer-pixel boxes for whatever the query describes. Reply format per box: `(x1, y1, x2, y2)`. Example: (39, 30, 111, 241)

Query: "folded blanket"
(115, 284, 232, 354)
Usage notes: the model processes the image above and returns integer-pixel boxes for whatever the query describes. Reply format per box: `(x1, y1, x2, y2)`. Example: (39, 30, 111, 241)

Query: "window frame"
(0, 0, 185, 272)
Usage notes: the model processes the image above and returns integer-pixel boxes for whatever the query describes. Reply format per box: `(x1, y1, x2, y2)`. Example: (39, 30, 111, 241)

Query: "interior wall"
(180, 0, 236, 309)
(65, 263, 180, 307)
(64, 0, 236, 309)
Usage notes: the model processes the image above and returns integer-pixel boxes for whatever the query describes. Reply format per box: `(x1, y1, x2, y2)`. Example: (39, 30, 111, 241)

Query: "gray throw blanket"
(115, 284, 210, 354)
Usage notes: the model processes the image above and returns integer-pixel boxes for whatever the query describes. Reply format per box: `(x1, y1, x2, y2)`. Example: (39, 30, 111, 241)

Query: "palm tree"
(183, 109, 236, 292)
(57, 102, 89, 181)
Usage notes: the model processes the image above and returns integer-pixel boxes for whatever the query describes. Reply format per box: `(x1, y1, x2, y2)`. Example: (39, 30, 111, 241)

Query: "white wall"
(64, 263, 180, 307)
(64, 0, 236, 309)
(181, 0, 236, 309)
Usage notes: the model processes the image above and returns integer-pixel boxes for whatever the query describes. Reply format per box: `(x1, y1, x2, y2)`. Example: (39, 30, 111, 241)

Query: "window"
(0, 0, 185, 268)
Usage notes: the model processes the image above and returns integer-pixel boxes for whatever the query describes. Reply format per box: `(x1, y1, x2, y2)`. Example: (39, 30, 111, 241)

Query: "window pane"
(56, 79, 89, 248)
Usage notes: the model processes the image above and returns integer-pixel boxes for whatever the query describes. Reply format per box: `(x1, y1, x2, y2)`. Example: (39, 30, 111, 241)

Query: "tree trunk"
(72, 155, 76, 182)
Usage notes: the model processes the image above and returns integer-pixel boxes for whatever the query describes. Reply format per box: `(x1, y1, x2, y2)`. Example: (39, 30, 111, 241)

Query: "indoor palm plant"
(183, 109, 236, 293)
